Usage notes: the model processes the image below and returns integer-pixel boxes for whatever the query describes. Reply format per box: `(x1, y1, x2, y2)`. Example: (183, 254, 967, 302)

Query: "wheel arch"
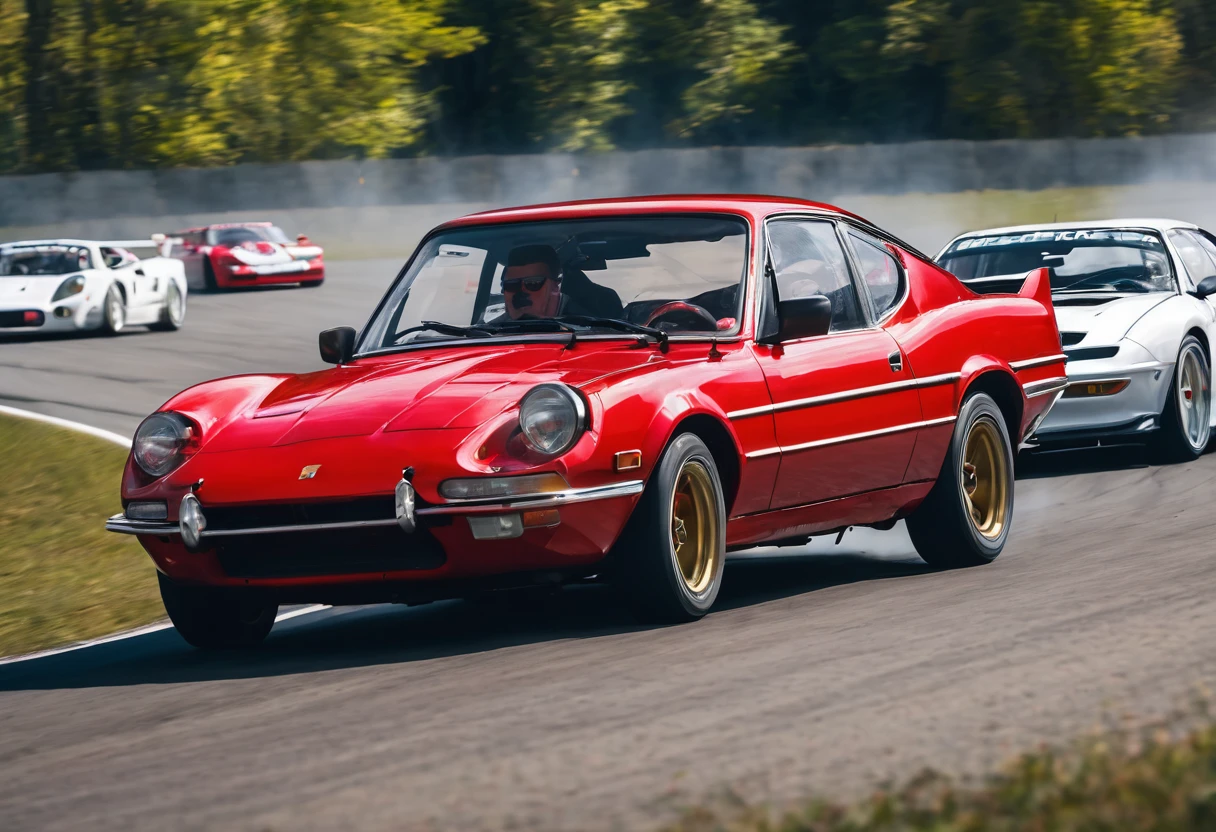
(662, 412, 742, 516)
(961, 367, 1023, 444)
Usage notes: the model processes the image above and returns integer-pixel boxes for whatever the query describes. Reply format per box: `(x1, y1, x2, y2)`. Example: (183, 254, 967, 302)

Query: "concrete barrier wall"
(3, 133, 1215, 257)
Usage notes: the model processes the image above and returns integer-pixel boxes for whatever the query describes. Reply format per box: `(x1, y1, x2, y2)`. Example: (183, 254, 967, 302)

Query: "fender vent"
(1060, 331, 1086, 347)
(1064, 346, 1119, 362)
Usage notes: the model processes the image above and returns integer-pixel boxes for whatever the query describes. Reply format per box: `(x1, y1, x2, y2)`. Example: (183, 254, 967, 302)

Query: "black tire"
(157, 572, 277, 649)
(202, 259, 219, 292)
(300, 278, 324, 289)
(100, 284, 125, 335)
(907, 392, 1014, 569)
(610, 433, 726, 623)
(1151, 335, 1211, 463)
(148, 282, 185, 331)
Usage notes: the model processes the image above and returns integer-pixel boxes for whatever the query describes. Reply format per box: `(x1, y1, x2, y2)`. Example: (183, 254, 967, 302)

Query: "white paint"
(0, 604, 332, 665)
(0, 404, 132, 448)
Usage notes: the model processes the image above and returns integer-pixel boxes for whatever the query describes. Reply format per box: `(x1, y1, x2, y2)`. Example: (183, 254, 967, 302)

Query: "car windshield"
(939, 229, 1174, 293)
(208, 225, 291, 246)
(359, 215, 750, 352)
(0, 244, 91, 275)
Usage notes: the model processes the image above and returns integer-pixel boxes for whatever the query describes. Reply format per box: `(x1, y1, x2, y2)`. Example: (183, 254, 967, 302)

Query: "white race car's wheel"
(149, 282, 185, 331)
(1153, 335, 1211, 462)
(101, 284, 125, 335)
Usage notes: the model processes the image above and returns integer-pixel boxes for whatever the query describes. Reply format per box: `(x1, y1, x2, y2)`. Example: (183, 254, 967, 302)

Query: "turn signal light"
(1063, 379, 1129, 398)
(521, 508, 560, 528)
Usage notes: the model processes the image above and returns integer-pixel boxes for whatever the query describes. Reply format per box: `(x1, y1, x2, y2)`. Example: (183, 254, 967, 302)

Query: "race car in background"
(937, 219, 1216, 461)
(0, 237, 187, 335)
(172, 222, 324, 291)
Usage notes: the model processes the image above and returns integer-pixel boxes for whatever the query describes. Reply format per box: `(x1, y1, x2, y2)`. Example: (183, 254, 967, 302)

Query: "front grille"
(214, 524, 446, 579)
(1065, 345, 1119, 362)
(204, 497, 397, 531)
(1060, 331, 1086, 347)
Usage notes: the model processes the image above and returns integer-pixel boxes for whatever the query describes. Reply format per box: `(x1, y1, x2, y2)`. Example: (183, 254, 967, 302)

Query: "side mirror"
(319, 326, 356, 365)
(1190, 275, 1216, 300)
(775, 295, 833, 342)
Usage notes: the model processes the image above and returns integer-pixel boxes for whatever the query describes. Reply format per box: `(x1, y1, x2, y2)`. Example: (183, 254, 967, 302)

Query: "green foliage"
(664, 710, 1216, 831)
(1, 0, 1211, 171)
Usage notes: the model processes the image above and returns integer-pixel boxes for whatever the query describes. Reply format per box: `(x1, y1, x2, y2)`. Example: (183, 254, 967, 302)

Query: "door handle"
(888, 351, 903, 372)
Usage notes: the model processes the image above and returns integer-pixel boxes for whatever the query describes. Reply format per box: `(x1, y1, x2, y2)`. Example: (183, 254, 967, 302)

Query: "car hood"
(0, 274, 79, 305)
(196, 341, 662, 452)
(1052, 292, 1173, 345)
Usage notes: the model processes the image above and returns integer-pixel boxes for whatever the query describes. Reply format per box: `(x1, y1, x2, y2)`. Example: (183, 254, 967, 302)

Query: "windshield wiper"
(391, 320, 493, 344)
(486, 317, 579, 348)
(556, 315, 669, 351)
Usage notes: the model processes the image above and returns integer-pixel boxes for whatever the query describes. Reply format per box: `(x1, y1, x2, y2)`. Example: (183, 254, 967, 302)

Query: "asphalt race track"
(1, 260, 1214, 831)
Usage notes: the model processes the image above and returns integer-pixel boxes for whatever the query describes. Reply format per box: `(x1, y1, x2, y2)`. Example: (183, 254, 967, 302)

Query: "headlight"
(132, 412, 198, 477)
(518, 383, 587, 456)
(51, 275, 85, 301)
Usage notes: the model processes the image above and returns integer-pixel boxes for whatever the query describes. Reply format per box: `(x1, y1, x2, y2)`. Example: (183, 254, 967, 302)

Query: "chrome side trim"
(744, 415, 957, 459)
(416, 480, 645, 515)
(105, 515, 177, 536)
(1010, 354, 1068, 371)
(728, 372, 961, 420)
(1024, 376, 1069, 398)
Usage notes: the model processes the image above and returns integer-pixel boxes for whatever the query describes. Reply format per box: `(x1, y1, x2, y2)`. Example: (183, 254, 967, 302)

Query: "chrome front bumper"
(105, 480, 645, 538)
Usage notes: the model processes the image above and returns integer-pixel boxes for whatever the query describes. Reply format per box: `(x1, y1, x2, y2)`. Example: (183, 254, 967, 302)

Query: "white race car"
(0, 237, 187, 336)
(938, 219, 1216, 461)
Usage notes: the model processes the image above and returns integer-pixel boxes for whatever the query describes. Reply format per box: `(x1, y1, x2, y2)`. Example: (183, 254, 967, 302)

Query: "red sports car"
(172, 222, 324, 290)
(107, 196, 1065, 648)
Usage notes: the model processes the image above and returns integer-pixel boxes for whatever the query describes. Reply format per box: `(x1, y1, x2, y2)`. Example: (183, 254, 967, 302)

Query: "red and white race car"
(171, 222, 324, 291)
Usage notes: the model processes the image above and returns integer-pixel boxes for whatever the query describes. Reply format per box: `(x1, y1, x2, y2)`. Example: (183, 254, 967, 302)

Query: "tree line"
(5, 0, 1215, 173)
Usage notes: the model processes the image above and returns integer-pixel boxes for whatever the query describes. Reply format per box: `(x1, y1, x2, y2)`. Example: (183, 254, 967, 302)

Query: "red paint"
(122, 196, 1063, 596)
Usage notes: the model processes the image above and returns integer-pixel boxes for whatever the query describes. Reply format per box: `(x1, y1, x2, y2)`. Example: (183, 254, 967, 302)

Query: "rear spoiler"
(101, 234, 182, 258)
(958, 267, 1053, 305)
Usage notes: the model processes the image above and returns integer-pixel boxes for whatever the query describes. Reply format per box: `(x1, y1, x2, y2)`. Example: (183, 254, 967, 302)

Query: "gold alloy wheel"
(671, 460, 719, 594)
(960, 417, 1008, 540)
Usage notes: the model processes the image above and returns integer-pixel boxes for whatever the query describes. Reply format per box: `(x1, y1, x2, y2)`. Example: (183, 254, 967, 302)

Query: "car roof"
(948, 218, 1198, 243)
(440, 194, 867, 229)
(175, 222, 274, 233)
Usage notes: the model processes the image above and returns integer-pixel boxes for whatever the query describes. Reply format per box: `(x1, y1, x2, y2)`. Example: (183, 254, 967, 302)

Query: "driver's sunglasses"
(503, 275, 549, 293)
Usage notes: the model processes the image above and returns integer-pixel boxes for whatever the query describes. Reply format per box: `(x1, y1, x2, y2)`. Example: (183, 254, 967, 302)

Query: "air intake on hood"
(1052, 296, 1118, 307)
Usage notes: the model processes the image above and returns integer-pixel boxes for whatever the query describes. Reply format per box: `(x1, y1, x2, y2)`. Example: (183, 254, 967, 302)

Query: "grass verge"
(0, 413, 161, 656)
(667, 706, 1216, 831)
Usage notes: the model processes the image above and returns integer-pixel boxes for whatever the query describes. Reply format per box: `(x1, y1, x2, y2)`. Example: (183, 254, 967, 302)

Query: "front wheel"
(610, 433, 725, 622)
(158, 572, 277, 649)
(100, 284, 125, 335)
(907, 392, 1014, 569)
(1152, 335, 1211, 463)
(148, 282, 185, 331)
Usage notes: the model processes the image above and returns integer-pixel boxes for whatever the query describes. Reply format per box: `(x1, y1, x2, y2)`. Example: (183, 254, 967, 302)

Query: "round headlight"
(518, 383, 586, 456)
(132, 412, 196, 477)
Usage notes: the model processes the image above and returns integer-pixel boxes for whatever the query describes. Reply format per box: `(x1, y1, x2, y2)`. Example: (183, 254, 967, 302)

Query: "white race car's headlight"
(132, 412, 198, 477)
(518, 383, 587, 456)
(51, 275, 85, 301)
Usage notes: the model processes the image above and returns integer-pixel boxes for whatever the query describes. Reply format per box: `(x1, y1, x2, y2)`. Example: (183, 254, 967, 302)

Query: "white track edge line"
(0, 404, 132, 448)
(0, 604, 332, 666)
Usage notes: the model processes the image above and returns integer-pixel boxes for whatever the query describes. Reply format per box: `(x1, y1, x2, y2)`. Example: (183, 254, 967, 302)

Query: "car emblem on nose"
(299, 465, 321, 480)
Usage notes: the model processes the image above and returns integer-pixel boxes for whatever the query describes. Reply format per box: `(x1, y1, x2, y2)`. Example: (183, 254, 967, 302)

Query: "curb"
(0, 404, 132, 448)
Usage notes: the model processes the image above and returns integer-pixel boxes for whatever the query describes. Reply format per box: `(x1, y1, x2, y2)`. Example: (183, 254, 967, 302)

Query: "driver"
(500, 245, 563, 320)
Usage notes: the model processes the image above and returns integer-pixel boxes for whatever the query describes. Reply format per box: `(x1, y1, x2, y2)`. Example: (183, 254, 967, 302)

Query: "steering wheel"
(643, 301, 720, 332)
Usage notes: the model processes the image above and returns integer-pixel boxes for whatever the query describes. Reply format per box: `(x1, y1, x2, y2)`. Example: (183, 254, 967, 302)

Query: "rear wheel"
(907, 392, 1014, 568)
(1152, 335, 1211, 463)
(610, 433, 725, 622)
(157, 572, 277, 649)
(101, 284, 125, 335)
(148, 282, 185, 331)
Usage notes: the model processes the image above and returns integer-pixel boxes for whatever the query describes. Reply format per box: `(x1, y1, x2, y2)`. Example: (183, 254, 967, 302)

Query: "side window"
(767, 219, 864, 333)
(849, 230, 905, 318)
(1168, 229, 1215, 286)
(1186, 230, 1216, 286)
